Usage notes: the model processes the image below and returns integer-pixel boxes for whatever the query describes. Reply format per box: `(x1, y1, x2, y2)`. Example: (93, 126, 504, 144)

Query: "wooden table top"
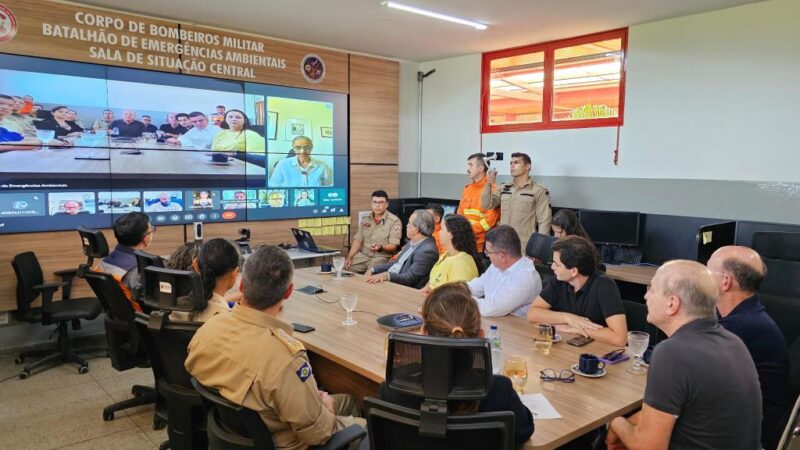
(278, 267, 647, 450)
(604, 264, 658, 286)
(0, 146, 264, 177)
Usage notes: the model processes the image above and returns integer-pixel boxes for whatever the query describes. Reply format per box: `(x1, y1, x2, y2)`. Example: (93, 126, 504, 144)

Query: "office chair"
(11, 251, 104, 379)
(76, 227, 165, 427)
(525, 232, 556, 289)
(364, 332, 516, 450)
(136, 266, 208, 450)
(134, 249, 164, 301)
(191, 377, 366, 450)
(778, 392, 800, 450)
(622, 299, 664, 347)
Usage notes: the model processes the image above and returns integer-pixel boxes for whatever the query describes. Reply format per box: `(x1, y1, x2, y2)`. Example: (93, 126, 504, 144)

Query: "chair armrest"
(309, 424, 366, 450)
(33, 281, 67, 315)
(54, 268, 80, 300)
(33, 281, 69, 291)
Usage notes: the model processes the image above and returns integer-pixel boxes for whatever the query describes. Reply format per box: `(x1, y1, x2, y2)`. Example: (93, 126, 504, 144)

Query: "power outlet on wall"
(0, 312, 9, 326)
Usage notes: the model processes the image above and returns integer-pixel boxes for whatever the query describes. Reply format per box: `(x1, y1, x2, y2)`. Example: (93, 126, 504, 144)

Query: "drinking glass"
(627, 331, 650, 374)
(340, 293, 358, 326)
(36, 130, 56, 150)
(533, 323, 554, 355)
(503, 356, 528, 394)
(332, 256, 345, 279)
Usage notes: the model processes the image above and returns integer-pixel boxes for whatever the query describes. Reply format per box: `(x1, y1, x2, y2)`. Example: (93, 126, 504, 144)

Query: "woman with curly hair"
(419, 214, 483, 297)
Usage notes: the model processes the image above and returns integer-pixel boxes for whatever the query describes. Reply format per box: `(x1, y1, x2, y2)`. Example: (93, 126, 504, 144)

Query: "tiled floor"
(0, 353, 166, 449)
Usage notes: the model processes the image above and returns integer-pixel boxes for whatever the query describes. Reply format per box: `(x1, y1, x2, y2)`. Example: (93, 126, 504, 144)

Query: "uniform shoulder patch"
(393, 222, 401, 232)
(295, 361, 313, 382)
(274, 328, 305, 354)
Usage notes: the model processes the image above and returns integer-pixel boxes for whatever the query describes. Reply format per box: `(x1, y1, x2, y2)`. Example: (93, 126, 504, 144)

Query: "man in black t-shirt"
(527, 236, 627, 346)
(159, 112, 188, 138)
(607, 260, 761, 450)
(141, 115, 158, 134)
(109, 110, 145, 138)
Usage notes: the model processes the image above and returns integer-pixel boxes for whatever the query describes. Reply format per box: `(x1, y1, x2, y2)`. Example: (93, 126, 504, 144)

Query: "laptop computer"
(291, 228, 338, 253)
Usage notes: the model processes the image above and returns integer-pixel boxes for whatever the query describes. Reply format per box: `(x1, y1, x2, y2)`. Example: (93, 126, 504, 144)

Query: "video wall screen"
(0, 54, 349, 233)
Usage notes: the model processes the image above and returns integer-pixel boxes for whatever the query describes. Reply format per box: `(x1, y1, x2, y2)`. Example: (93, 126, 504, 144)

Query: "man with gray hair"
(468, 225, 542, 318)
(607, 260, 762, 450)
(708, 246, 789, 450)
(186, 245, 365, 450)
(109, 109, 145, 138)
(366, 209, 438, 288)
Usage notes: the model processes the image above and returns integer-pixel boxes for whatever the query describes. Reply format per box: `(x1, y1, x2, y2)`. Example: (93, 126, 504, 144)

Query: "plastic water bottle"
(488, 325, 502, 374)
(112, 127, 119, 137)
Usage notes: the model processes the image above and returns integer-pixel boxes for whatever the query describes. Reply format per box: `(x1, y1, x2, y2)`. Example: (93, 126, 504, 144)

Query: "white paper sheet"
(520, 393, 562, 420)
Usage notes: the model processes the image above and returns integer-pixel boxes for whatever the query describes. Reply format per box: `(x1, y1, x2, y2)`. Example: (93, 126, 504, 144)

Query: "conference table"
(0, 140, 264, 179)
(276, 268, 648, 450)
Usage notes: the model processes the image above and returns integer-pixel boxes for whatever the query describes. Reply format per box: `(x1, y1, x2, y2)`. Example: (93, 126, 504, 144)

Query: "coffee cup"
(320, 262, 332, 273)
(211, 152, 229, 163)
(579, 353, 605, 375)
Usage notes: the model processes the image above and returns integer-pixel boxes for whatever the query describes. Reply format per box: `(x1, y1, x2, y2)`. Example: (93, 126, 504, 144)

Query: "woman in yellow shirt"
(211, 109, 266, 163)
(420, 215, 482, 296)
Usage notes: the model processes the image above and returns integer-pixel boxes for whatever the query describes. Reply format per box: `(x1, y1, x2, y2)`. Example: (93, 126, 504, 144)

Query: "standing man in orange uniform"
(457, 153, 499, 252)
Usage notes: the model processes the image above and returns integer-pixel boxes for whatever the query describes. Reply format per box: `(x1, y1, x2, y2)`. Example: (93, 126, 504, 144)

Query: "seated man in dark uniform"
(96, 212, 154, 312)
(185, 245, 364, 450)
(708, 246, 790, 450)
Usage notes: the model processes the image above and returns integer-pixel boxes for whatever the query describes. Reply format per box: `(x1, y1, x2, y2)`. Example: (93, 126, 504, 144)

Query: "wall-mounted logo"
(0, 3, 18, 43)
(301, 54, 326, 83)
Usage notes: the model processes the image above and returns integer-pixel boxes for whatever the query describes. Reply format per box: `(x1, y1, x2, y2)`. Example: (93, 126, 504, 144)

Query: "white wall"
(405, 0, 800, 183)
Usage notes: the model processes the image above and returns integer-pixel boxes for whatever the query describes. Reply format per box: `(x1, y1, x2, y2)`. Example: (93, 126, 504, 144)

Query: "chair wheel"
(19, 370, 30, 380)
(14, 356, 24, 364)
(103, 411, 114, 421)
(153, 418, 167, 430)
(78, 365, 89, 375)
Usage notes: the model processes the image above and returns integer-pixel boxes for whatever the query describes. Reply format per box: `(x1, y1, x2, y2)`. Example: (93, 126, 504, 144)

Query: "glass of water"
(340, 293, 358, 326)
(36, 129, 56, 150)
(503, 356, 528, 394)
(627, 331, 650, 374)
(332, 256, 345, 279)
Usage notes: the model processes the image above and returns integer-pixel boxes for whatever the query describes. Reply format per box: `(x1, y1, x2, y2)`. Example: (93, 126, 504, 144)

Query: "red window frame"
(481, 28, 628, 134)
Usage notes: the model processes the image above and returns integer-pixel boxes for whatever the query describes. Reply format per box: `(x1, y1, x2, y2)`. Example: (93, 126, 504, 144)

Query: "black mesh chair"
(191, 378, 366, 450)
(136, 267, 207, 450)
(76, 227, 165, 427)
(622, 299, 664, 347)
(525, 233, 556, 289)
(364, 332, 515, 450)
(11, 251, 104, 379)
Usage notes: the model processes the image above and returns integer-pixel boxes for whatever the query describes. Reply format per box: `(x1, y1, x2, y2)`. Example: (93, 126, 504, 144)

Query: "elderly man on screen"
(467, 225, 542, 318)
(269, 136, 333, 187)
(166, 111, 221, 150)
(365, 210, 439, 289)
(109, 110, 146, 138)
(606, 260, 762, 450)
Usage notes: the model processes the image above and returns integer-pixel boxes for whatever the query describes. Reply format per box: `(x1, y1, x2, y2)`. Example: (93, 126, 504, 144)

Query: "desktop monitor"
(579, 209, 641, 247)
(696, 221, 736, 264)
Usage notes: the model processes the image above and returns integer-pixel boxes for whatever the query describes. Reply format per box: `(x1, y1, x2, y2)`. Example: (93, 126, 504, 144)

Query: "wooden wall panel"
(0, 225, 184, 312)
(349, 55, 399, 164)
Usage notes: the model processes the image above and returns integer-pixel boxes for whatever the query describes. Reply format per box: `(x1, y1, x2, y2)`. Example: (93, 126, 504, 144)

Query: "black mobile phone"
(292, 323, 315, 333)
(566, 336, 595, 347)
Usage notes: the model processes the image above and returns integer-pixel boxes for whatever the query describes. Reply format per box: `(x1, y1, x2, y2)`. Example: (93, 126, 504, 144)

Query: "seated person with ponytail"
(172, 238, 241, 322)
(379, 282, 534, 445)
(419, 215, 482, 297)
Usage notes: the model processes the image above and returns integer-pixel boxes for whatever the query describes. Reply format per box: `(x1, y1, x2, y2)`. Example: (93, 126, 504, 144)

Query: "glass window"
(482, 29, 627, 133)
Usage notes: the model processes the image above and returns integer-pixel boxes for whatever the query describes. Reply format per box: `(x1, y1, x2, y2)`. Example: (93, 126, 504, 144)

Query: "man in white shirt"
(167, 112, 221, 150)
(468, 225, 542, 318)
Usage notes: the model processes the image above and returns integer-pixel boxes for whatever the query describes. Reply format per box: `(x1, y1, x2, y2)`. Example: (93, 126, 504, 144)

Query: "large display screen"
(0, 54, 348, 233)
